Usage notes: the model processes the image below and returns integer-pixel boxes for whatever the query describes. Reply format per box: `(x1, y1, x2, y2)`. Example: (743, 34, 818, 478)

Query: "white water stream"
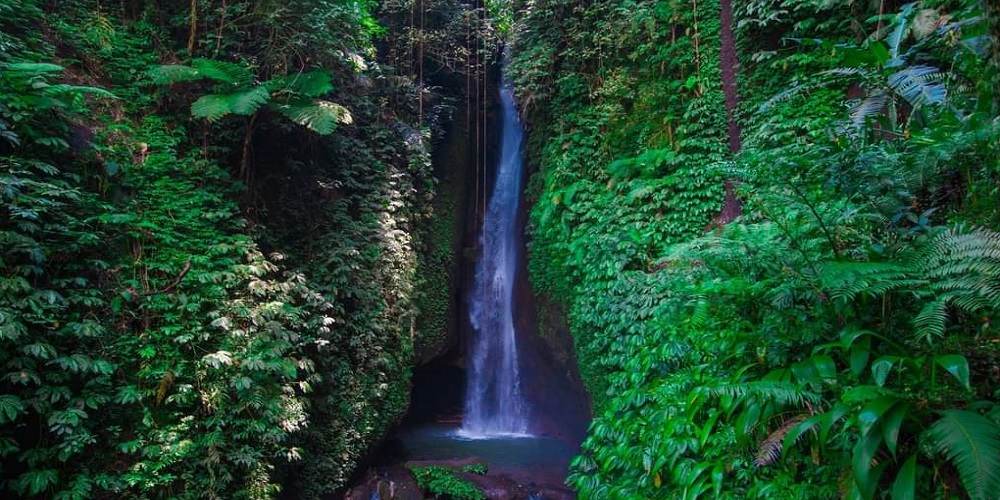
(461, 75, 530, 437)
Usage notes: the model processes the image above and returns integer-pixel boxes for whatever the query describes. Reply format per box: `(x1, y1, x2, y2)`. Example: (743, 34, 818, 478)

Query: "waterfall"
(461, 75, 530, 437)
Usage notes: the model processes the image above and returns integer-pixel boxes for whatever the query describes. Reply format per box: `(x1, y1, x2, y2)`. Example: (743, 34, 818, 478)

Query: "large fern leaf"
(278, 71, 335, 97)
(276, 100, 352, 135)
(191, 58, 252, 86)
(190, 86, 270, 121)
(148, 58, 253, 86)
(228, 86, 271, 115)
(147, 64, 203, 85)
(922, 410, 1000, 500)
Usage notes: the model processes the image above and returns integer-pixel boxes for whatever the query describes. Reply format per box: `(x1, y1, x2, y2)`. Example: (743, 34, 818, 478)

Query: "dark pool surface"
(394, 425, 579, 486)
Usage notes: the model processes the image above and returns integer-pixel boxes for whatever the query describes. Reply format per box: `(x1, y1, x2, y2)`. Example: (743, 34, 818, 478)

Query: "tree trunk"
(715, 0, 743, 225)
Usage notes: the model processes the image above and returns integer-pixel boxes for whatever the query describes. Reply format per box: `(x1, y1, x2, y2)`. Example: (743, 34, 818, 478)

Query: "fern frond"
(276, 100, 352, 135)
(922, 410, 1000, 500)
(887, 65, 946, 107)
(755, 415, 807, 467)
(278, 71, 334, 97)
(147, 64, 203, 85)
(148, 59, 253, 86)
(228, 86, 271, 115)
(914, 297, 948, 343)
(191, 58, 253, 86)
(39, 84, 117, 99)
(190, 87, 270, 121)
(708, 381, 821, 407)
(820, 262, 921, 301)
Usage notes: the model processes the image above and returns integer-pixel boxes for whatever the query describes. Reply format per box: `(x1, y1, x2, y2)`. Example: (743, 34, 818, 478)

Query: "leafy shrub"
(409, 466, 486, 500)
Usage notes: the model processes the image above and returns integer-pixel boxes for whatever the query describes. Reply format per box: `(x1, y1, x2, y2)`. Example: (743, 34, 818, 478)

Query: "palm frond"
(887, 65, 946, 107)
(849, 92, 889, 128)
(922, 410, 1000, 500)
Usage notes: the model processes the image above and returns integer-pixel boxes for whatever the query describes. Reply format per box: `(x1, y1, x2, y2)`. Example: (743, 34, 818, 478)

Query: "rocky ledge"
(343, 457, 576, 500)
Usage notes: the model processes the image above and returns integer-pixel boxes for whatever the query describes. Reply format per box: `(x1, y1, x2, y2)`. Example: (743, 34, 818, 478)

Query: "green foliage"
(513, 0, 1000, 499)
(149, 59, 352, 134)
(461, 463, 488, 475)
(923, 409, 1000, 500)
(1, 1, 475, 499)
(409, 466, 486, 500)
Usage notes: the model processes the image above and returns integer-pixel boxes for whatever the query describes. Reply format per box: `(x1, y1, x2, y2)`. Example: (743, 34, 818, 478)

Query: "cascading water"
(462, 75, 530, 437)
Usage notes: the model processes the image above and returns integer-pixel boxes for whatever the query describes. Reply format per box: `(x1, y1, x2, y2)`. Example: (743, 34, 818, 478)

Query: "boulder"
(380, 465, 424, 500)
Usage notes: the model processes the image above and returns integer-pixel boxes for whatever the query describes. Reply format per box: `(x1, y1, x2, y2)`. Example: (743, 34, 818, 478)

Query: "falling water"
(462, 75, 530, 437)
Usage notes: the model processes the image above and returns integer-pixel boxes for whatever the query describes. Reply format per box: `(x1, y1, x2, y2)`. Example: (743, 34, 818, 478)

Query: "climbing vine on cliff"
(0, 0, 481, 499)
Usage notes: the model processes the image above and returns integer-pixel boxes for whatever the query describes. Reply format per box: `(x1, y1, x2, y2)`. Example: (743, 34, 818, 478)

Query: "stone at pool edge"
(456, 471, 528, 500)
(341, 465, 423, 500)
(342, 457, 576, 500)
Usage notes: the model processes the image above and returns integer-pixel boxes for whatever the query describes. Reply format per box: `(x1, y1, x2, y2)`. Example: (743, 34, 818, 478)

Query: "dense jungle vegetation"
(3, 0, 1000, 499)
(0, 0, 488, 498)
(509, 0, 1000, 498)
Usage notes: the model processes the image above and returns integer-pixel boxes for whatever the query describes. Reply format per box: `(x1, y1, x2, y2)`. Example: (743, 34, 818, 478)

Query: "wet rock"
(380, 465, 424, 500)
(342, 483, 371, 500)
(342, 466, 425, 500)
(534, 483, 576, 500)
(459, 473, 529, 500)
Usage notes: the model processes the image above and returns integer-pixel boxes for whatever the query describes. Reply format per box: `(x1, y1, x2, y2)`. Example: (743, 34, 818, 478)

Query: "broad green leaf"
(0, 394, 24, 423)
(934, 354, 970, 390)
(5, 62, 65, 73)
(858, 396, 899, 436)
(869, 41, 891, 65)
(871, 356, 899, 386)
(849, 337, 871, 377)
(881, 401, 911, 457)
(16, 469, 58, 496)
(890, 454, 917, 500)
(812, 354, 837, 380)
(853, 430, 886, 500)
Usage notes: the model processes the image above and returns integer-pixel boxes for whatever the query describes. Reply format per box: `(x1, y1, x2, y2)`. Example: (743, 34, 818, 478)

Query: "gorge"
(2, 1, 1000, 500)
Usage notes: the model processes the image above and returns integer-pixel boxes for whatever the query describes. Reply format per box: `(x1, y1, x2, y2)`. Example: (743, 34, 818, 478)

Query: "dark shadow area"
(404, 357, 467, 426)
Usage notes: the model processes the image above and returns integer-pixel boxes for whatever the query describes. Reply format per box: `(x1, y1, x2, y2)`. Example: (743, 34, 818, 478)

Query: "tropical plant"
(148, 58, 352, 134)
